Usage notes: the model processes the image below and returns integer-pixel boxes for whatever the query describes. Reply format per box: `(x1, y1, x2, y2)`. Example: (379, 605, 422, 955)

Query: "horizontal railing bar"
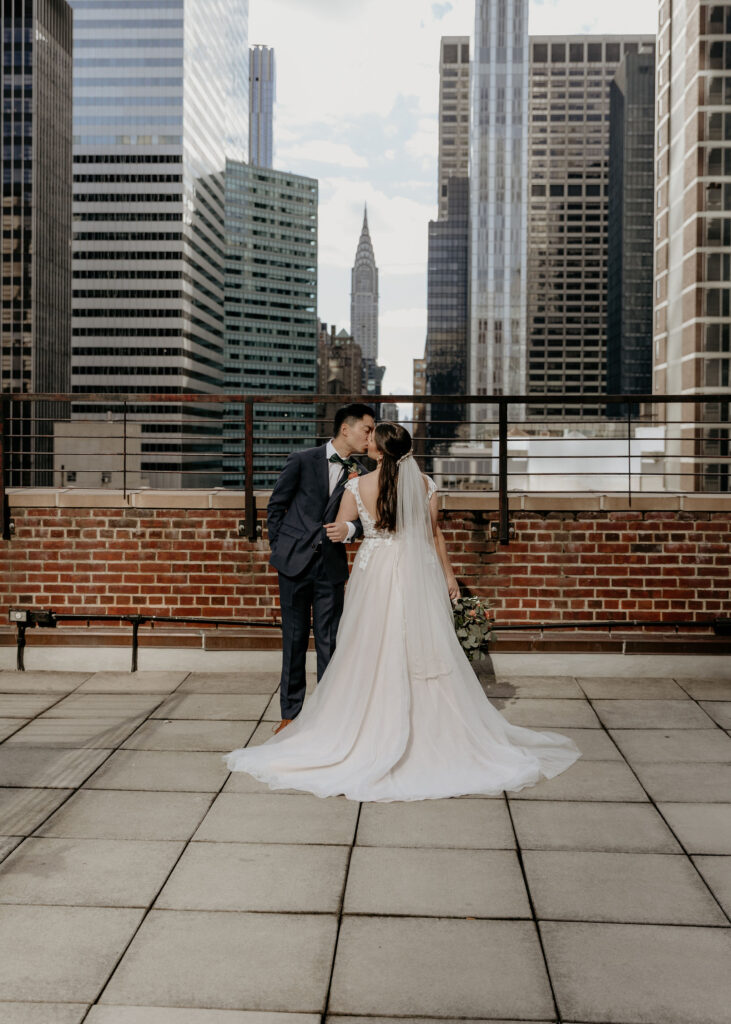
(4, 392, 731, 405)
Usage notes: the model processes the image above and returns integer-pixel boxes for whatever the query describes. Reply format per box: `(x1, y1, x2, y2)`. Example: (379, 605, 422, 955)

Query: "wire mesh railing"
(0, 391, 729, 544)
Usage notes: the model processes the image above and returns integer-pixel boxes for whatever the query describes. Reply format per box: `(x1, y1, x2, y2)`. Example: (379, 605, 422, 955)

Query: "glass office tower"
(1, 0, 73, 485)
(607, 49, 656, 413)
(69, 0, 248, 487)
(249, 44, 275, 168)
(224, 161, 318, 488)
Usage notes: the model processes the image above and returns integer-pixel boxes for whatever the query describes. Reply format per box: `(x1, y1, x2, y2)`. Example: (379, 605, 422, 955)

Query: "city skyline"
(249, 0, 659, 394)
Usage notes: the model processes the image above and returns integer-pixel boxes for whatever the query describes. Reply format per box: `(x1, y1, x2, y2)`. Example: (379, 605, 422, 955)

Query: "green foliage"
(452, 595, 493, 661)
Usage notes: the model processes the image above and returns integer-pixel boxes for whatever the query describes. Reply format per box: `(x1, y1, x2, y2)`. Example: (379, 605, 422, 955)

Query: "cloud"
(432, 2, 454, 18)
(277, 140, 367, 168)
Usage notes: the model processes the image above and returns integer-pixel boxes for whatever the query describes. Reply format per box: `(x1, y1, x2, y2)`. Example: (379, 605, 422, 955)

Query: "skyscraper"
(350, 205, 381, 392)
(607, 48, 656, 412)
(437, 36, 470, 220)
(526, 35, 654, 419)
(69, 0, 249, 487)
(654, 1, 731, 491)
(249, 45, 275, 168)
(1, 0, 73, 485)
(224, 161, 318, 487)
(426, 35, 470, 444)
(469, 0, 529, 404)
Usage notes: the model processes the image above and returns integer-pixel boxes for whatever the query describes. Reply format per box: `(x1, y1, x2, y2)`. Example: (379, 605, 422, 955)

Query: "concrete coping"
(5, 488, 731, 513)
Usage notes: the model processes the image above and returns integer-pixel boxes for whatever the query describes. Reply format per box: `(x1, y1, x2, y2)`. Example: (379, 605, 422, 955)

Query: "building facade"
(654, 0, 731, 491)
(249, 44, 275, 169)
(527, 35, 654, 420)
(437, 36, 470, 220)
(316, 322, 362, 443)
(224, 161, 318, 488)
(1, 0, 73, 485)
(469, 0, 529, 404)
(69, 0, 249, 487)
(350, 205, 380, 391)
(607, 48, 656, 412)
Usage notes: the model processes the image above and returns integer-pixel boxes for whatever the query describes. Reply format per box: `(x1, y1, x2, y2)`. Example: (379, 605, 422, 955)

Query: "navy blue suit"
(267, 444, 365, 719)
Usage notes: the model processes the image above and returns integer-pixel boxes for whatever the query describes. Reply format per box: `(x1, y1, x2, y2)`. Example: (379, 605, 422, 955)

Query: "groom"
(267, 403, 376, 733)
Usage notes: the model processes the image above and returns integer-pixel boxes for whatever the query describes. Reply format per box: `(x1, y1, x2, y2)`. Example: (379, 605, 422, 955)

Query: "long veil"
(396, 455, 455, 682)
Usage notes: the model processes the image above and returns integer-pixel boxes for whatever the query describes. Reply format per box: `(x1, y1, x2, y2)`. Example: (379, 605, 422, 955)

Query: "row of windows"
(73, 134, 181, 145)
(74, 115, 181, 126)
(74, 95, 182, 106)
(75, 192, 181, 203)
(74, 173, 182, 182)
(74, 154, 181, 164)
(73, 77, 183, 89)
(74, 232, 183, 241)
(74, 212, 182, 222)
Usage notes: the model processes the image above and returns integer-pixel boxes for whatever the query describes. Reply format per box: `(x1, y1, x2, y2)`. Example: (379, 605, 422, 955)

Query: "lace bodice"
(345, 475, 437, 570)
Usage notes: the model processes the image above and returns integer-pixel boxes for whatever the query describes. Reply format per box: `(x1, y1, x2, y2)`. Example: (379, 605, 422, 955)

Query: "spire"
(363, 202, 368, 230)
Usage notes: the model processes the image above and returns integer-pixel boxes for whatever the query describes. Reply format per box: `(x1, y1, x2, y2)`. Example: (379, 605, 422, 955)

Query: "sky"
(248, 0, 659, 396)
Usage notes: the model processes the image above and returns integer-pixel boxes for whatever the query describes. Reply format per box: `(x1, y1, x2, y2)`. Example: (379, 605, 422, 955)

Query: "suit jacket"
(267, 444, 367, 583)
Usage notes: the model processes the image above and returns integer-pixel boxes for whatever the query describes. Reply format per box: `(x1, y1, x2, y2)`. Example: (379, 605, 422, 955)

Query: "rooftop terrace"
(0, 652, 729, 1022)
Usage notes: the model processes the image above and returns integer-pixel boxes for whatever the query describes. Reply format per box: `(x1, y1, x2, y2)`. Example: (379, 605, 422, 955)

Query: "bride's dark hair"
(374, 421, 413, 532)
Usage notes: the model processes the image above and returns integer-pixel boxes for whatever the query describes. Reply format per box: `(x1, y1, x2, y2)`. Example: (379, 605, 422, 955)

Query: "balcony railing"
(0, 391, 729, 544)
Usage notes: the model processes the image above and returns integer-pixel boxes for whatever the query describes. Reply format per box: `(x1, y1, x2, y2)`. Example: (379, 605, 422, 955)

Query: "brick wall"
(1, 495, 729, 626)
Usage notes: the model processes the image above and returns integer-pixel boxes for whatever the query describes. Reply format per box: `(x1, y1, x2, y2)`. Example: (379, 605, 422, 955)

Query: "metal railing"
(1, 391, 729, 545)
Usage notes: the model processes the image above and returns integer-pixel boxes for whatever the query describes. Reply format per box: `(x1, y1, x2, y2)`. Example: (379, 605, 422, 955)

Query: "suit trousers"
(277, 555, 345, 719)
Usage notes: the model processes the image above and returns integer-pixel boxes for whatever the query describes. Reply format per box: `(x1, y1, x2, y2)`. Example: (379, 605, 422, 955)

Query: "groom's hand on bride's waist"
(324, 521, 356, 543)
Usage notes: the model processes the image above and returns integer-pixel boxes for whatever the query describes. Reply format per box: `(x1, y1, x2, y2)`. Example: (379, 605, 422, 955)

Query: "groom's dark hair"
(333, 403, 375, 436)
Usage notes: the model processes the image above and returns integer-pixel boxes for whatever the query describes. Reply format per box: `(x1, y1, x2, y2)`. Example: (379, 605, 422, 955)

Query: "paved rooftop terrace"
(0, 653, 730, 1024)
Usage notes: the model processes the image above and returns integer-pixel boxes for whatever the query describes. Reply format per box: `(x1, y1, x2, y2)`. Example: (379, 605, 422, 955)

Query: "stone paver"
(592, 699, 716, 729)
(44, 694, 165, 718)
(523, 850, 726, 925)
(510, 801, 681, 853)
(507, 760, 647, 802)
(632, 763, 731, 803)
(152, 693, 271, 721)
(0, 836, 184, 907)
(0, 671, 92, 693)
(343, 847, 530, 918)
(541, 920, 731, 1024)
(156, 841, 348, 913)
(87, 1011, 319, 1024)
(75, 672, 188, 693)
(5, 716, 147, 749)
(357, 798, 515, 849)
(178, 672, 279, 694)
(36, 789, 213, 841)
(100, 910, 338, 1013)
(0, 786, 73, 834)
(122, 719, 256, 752)
(1, 658, 729, 1020)
(328, 917, 554, 1018)
(0, 693, 62, 717)
(0, 746, 113, 788)
(692, 856, 731, 917)
(84, 749, 228, 792)
(577, 676, 686, 699)
(658, 803, 731, 854)
(700, 701, 731, 729)
(610, 728, 731, 763)
(498, 697, 600, 728)
(0, 905, 144, 1002)
(675, 678, 731, 700)
(194, 793, 359, 845)
(0, 1004, 89, 1023)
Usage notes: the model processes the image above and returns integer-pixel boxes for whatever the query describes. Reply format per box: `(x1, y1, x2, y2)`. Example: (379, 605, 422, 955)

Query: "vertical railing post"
(122, 400, 128, 501)
(498, 398, 510, 544)
(244, 399, 256, 540)
(627, 402, 632, 508)
(0, 397, 8, 540)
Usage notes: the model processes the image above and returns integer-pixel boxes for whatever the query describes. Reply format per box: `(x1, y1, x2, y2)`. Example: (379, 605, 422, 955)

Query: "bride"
(226, 422, 581, 801)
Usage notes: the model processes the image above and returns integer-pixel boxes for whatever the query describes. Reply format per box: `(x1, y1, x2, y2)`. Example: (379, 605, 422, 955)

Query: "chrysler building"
(350, 205, 379, 365)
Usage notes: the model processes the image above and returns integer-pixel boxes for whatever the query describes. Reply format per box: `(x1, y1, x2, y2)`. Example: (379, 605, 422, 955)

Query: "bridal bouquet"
(453, 595, 493, 660)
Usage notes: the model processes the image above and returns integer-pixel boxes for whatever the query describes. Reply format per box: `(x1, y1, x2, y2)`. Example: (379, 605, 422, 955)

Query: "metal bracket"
(490, 521, 515, 544)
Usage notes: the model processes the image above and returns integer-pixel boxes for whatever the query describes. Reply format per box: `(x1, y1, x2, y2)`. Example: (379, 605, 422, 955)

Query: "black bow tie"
(329, 452, 357, 473)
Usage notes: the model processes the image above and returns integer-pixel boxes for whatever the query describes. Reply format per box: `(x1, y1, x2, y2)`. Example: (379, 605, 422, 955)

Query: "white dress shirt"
(326, 439, 356, 542)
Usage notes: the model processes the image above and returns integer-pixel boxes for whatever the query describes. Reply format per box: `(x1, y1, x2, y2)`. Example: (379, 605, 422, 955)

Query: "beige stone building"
(653, 1, 731, 491)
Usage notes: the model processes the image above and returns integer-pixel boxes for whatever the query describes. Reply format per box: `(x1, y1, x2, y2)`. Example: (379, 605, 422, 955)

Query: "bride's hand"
(446, 573, 459, 601)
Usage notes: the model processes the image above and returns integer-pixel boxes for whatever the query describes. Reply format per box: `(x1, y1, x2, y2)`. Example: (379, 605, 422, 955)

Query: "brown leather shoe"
(273, 718, 292, 735)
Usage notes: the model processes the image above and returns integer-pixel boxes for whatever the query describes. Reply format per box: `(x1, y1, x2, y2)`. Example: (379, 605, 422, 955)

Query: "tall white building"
(70, 0, 249, 487)
(249, 45, 275, 168)
(350, 205, 379, 365)
(469, 0, 529, 403)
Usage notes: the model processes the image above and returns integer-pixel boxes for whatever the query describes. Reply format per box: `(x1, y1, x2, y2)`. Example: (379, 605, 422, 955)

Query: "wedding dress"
(225, 460, 581, 801)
